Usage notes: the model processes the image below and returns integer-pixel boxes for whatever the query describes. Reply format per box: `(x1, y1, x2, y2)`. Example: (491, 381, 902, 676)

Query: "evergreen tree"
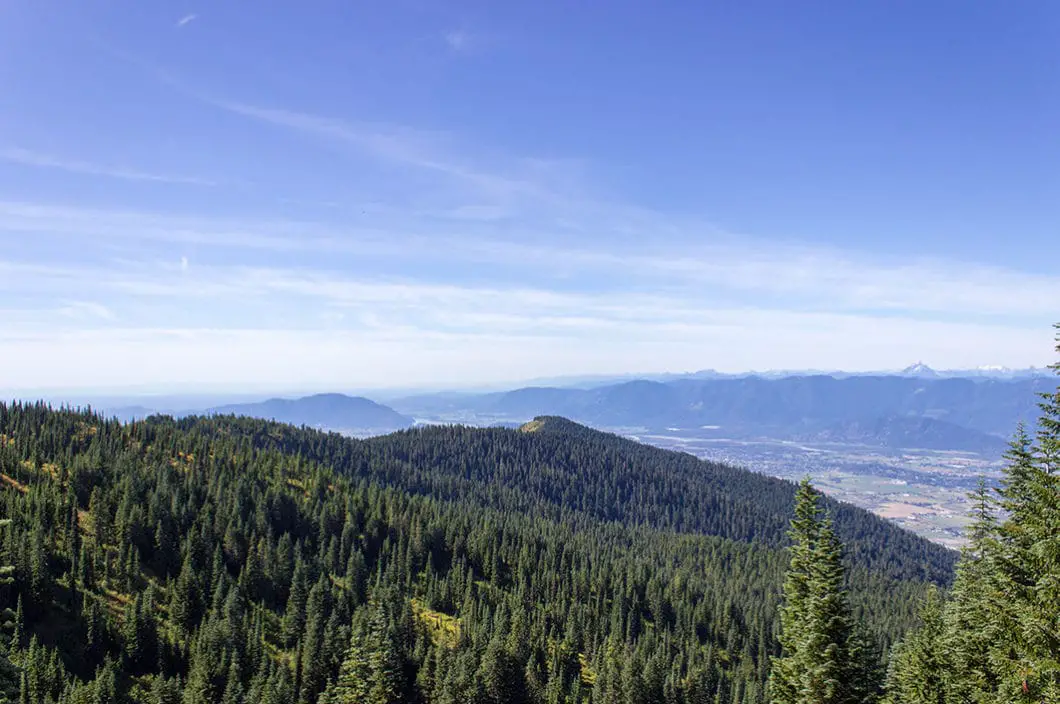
(772, 479, 821, 704)
(477, 635, 528, 704)
(365, 604, 407, 704)
(321, 635, 371, 704)
(321, 599, 407, 704)
(941, 479, 999, 704)
(883, 587, 947, 704)
(92, 658, 120, 704)
(170, 555, 203, 638)
(9, 596, 22, 652)
(296, 575, 332, 704)
(0, 527, 17, 704)
(772, 480, 878, 704)
(283, 559, 308, 649)
(221, 658, 245, 704)
(150, 674, 182, 704)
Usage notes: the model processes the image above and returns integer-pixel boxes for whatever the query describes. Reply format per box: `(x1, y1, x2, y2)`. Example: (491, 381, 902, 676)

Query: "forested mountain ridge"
(167, 412, 955, 582)
(0, 402, 946, 703)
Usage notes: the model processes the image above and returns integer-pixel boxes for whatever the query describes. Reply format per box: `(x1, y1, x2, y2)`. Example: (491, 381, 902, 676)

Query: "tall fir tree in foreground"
(989, 323, 1060, 702)
(771, 479, 879, 704)
(942, 477, 1000, 704)
(885, 324, 1060, 703)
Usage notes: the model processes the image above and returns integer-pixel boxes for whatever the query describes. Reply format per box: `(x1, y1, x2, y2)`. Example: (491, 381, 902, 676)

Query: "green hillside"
(166, 413, 954, 582)
(0, 403, 945, 703)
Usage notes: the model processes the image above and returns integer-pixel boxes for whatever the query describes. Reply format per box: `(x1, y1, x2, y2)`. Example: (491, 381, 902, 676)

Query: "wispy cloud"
(215, 102, 536, 200)
(444, 30, 471, 52)
(91, 54, 589, 211)
(2, 200, 1058, 323)
(176, 14, 198, 28)
(0, 148, 215, 186)
(58, 301, 116, 321)
(206, 101, 663, 235)
(2, 242, 1057, 370)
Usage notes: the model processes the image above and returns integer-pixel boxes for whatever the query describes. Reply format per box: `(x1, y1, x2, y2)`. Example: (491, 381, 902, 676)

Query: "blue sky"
(0, 1, 1057, 393)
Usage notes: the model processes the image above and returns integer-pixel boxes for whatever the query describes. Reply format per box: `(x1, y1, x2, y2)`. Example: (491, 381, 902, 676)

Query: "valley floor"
(625, 429, 1003, 548)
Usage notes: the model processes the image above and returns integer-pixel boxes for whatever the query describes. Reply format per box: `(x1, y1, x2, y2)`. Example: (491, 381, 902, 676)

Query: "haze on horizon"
(1, 2, 1057, 394)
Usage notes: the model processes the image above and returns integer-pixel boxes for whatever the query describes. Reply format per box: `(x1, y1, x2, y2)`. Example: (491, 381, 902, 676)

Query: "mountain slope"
(207, 392, 414, 431)
(797, 415, 1011, 454)
(0, 402, 949, 703)
(174, 413, 955, 583)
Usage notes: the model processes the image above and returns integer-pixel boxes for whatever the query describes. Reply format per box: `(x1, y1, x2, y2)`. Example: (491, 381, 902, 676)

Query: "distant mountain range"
(391, 374, 1057, 455)
(94, 371, 1057, 454)
(104, 393, 415, 434)
(523, 364, 1050, 388)
(894, 363, 1050, 380)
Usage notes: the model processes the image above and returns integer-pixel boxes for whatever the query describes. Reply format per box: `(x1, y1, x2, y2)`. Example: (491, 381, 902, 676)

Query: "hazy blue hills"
(93, 373, 1057, 452)
(99, 393, 415, 432)
(206, 392, 414, 431)
(392, 375, 1057, 453)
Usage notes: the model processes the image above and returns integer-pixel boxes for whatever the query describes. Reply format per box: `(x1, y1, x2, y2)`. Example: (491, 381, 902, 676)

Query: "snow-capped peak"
(900, 362, 939, 378)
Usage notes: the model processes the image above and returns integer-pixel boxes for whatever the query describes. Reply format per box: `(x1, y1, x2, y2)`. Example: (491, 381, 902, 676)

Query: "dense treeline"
(0, 400, 940, 703)
(770, 326, 1060, 704)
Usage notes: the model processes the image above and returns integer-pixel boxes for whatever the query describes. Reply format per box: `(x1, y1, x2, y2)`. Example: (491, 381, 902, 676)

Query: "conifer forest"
(0, 327, 1055, 703)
